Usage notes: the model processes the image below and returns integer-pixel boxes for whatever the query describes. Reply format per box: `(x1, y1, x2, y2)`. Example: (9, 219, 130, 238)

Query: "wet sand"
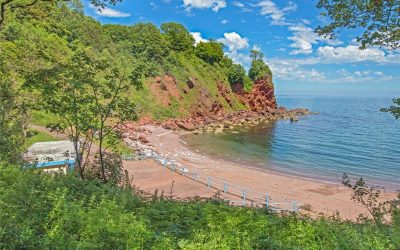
(124, 126, 396, 220)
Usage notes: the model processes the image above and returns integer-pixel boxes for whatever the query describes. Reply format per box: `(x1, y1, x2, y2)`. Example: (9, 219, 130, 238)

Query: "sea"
(182, 96, 400, 190)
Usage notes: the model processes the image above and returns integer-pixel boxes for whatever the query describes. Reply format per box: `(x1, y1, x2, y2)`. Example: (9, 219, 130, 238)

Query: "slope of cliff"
(1, 3, 277, 125)
(127, 53, 277, 122)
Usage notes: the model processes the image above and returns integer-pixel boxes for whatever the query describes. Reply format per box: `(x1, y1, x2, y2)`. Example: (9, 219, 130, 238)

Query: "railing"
(125, 151, 301, 213)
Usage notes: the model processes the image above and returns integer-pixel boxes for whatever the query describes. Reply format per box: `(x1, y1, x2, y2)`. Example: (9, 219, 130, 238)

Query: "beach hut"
(24, 140, 78, 173)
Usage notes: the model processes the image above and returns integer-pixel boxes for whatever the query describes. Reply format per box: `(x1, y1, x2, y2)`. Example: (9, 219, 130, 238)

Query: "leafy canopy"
(316, 0, 400, 50)
(0, 0, 122, 28)
(161, 22, 195, 52)
(0, 75, 27, 164)
(381, 98, 400, 119)
(195, 40, 224, 65)
(227, 63, 246, 85)
(248, 50, 272, 81)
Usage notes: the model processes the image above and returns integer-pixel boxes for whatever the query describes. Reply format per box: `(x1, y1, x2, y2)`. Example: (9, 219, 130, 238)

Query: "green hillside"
(0, 2, 271, 124)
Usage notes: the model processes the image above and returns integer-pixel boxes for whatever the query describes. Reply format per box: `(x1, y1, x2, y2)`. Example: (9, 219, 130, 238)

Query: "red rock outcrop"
(149, 75, 181, 107)
(217, 82, 233, 108)
(233, 76, 277, 112)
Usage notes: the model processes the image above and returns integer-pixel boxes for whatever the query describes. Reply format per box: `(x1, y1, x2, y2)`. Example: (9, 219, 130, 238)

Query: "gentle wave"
(183, 96, 400, 190)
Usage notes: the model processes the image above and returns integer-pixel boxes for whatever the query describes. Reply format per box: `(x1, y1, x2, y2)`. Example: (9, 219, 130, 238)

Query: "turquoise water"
(183, 96, 400, 189)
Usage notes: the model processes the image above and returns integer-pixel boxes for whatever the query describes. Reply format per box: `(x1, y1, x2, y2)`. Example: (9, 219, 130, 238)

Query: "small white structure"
(24, 140, 78, 173)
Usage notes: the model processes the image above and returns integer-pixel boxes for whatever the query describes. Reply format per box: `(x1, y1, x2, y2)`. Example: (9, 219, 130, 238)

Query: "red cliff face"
(232, 76, 277, 112)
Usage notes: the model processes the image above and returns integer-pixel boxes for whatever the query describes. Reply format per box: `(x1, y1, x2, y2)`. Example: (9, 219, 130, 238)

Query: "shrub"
(248, 50, 272, 81)
(161, 22, 195, 52)
(195, 41, 224, 65)
(1, 165, 399, 249)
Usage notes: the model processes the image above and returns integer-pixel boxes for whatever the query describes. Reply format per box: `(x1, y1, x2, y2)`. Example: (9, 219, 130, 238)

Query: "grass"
(31, 111, 59, 127)
(25, 130, 60, 147)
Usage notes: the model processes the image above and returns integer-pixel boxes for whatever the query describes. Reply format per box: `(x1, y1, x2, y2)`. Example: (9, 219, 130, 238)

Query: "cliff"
(139, 71, 278, 122)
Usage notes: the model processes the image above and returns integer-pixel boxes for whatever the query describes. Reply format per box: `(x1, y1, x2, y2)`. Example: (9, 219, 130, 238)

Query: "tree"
(342, 173, 399, 225)
(227, 63, 246, 85)
(381, 98, 400, 119)
(0, 0, 122, 29)
(104, 23, 169, 77)
(248, 50, 272, 81)
(316, 0, 400, 50)
(0, 74, 28, 164)
(195, 41, 224, 65)
(128, 23, 169, 63)
(161, 22, 195, 52)
(316, 2, 399, 117)
(26, 45, 139, 183)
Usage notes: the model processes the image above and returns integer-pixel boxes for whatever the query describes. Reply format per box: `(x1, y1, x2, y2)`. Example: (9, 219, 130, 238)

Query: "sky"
(83, 0, 400, 97)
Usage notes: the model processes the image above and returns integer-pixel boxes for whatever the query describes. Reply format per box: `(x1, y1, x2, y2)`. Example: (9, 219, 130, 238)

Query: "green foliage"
(0, 74, 27, 164)
(30, 111, 58, 127)
(161, 22, 195, 52)
(248, 50, 272, 81)
(243, 76, 253, 92)
(26, 44, 138, 181)
(195, 41, 224, 65)
(0, 0, 123, 29)
(86, 152, 124, 186)
(227, 63, 246, 84)
(0, 165, 399, 249)
(104, 23, 169, 65)
(316, 0, 400, 50)
(1, 2, 250, 124)
(381, 98, 400, 119)
(342, 173, 400, 225)
(226, 63, 254, 92)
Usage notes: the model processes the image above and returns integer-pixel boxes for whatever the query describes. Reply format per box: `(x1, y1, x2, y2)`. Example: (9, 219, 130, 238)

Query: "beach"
(123, 125, 397, 220)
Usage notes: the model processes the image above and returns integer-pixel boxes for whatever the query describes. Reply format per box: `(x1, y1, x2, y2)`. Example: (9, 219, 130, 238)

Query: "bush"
(0, 165, 399, 249)
(161, 22, 195, 52)
(227, 63, 246, 85)
(227, 63, 253, 92)
(248, 50, 272, 81)
(195, 41, 224, 65)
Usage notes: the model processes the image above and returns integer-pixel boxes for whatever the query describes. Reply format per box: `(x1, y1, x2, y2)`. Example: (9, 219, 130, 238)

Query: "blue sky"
(84, 0, 400, 96)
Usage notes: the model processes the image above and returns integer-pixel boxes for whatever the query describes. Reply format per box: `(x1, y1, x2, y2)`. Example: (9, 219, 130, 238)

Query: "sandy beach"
(124, 125, 396, 220)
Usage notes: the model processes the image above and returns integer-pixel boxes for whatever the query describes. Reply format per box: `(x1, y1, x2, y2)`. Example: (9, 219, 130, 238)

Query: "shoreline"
(122, 124, 397, 220)
(183, 142, 400, 192)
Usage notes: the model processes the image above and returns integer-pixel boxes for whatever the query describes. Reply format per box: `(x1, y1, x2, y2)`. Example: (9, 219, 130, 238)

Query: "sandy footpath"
(124, 126, 396, 220)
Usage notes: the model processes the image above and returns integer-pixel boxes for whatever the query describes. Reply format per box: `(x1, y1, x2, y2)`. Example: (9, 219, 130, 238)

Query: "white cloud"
(335, 69, 393, 82)
(221, 19, 229, 24)
(268, 59, 395, 83)
(233, 1, 252, 12)
(317, 45, 386, 63)
(268, 60, 327, 82)
(90, 4, 131, 18)
(267, 55, 397, 83)
(190, 32, 208, 45)
(233, 1, 244, 8)
(225, 50, 252, 66)
(183, 0, 226, 12)
(255, 0, 297, 25)
(288, 25, 342, 55)
(268, 47, 400, 68)
(217, 32, 249, 51)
